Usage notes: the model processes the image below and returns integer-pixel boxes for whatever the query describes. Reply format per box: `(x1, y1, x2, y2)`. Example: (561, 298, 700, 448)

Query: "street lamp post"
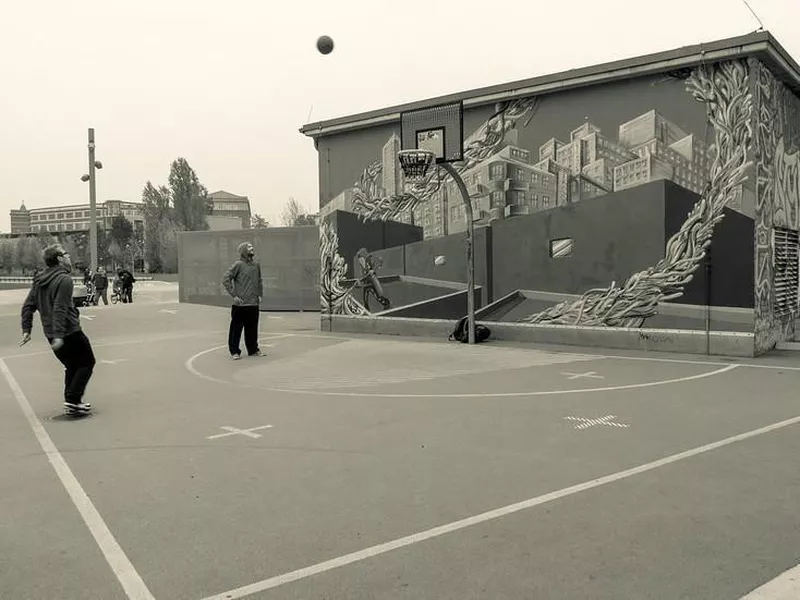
(81, 128, 102, 273)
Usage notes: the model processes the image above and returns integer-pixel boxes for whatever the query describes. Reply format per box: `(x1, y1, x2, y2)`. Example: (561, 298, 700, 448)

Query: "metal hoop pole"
(441, 163, 476, 344)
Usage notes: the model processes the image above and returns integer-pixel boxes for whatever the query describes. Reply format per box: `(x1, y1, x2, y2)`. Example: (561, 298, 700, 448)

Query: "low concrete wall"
(178, 227, 319, 311)
(478, 289, 755, 333)
(325, 314, 755, 358)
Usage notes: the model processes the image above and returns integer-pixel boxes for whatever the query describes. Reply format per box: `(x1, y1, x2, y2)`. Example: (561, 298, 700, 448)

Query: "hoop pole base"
(441, 163, 475, 344)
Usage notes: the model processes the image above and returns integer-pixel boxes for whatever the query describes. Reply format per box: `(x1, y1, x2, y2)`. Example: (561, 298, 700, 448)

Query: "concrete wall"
(491, 181, 665, 299)
(178, 226, 319, 311)
(371, 225, 492, 305)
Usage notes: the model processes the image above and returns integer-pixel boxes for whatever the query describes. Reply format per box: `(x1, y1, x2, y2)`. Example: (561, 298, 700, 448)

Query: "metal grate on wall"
(772, 227, 799, 316)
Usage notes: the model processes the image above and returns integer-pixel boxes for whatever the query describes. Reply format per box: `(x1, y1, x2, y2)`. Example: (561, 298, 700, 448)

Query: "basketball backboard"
(400, 101, 463, 164)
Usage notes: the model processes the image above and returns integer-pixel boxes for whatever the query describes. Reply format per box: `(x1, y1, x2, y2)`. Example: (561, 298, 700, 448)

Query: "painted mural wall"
(751, 59, 800, 353)
(318, 58, 800, 349)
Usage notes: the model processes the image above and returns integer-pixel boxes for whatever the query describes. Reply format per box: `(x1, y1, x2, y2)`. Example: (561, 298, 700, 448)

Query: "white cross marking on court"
(562, 371, 604, 380)
(159, 309, 177, 314)
(563, 415, 629, 430)
(207, 425, 273, 440)
(99, 359, 129, 365)
(83, 315, 96, 320)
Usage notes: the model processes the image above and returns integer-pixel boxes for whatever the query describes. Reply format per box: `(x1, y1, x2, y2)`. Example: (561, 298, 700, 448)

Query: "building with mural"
(303, 32, 800, 357)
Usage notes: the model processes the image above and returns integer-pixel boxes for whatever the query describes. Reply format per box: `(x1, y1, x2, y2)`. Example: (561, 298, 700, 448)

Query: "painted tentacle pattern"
(319, 220, 369, 316)
(350, 98, 539, 222)
(522, 60, 754, 327)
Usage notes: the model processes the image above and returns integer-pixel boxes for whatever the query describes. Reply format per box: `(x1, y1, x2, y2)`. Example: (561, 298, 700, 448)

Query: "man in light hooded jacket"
(222, 242, 264, 360)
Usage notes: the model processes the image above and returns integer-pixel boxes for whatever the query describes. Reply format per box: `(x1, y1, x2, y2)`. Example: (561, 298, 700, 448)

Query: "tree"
(108, 239, 126, 267)
(280, 197, 317, 227)
(281, 197, 303, 226)
(62, 236, 80, 266)
(141, 181, 174, 273)
(13, 236, 27, 274)
(36, 231, 55, 250)
(21, 237, 40, 273)
(168, 158, 209, 231)
(110, 215, 134, 248)
(0, 239, 14, 273)
(251, 213, 269, 228)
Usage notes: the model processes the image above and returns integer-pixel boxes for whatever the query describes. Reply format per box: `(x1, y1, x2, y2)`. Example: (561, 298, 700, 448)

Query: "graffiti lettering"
(774, 137, 800, 229)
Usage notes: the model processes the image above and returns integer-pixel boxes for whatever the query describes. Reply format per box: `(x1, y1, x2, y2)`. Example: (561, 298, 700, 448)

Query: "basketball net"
(397, 150, 435, 181)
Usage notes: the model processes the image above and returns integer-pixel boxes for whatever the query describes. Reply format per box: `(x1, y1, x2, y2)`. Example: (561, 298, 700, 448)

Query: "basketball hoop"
(398, 149, 435, 181)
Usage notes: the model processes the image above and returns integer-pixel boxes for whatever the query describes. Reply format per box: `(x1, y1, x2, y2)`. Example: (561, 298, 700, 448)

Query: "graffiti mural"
(522, 60, 753, 327)
(319, 220, 369, 316)
(752, 59, 800, 352)
(350, 98, 540, 223)
(313, 49, 799, 347)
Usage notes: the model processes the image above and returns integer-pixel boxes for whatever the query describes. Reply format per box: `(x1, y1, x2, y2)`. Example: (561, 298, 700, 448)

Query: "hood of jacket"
(238, 242, 254, 261)
(35, 265, 71, 289)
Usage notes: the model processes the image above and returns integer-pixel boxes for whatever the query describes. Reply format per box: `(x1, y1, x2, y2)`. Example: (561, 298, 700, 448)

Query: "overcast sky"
(0, 0, 797, 231)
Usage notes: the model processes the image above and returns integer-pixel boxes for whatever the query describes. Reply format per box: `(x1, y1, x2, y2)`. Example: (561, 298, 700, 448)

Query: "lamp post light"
(81, 128, 103, 273)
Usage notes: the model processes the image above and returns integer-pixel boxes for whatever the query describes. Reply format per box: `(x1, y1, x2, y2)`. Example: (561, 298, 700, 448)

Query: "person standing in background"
(222, 242, 263, 360)
(93, 267, 109, 305)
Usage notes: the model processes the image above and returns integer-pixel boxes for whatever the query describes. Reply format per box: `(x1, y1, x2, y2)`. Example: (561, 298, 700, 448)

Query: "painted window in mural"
(549, 238, 574, 259)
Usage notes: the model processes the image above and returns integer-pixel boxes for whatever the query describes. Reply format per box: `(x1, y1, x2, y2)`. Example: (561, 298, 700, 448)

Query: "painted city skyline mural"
(319, 56, 800, 350)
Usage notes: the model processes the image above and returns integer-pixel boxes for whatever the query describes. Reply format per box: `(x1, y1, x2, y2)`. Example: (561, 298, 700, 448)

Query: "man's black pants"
(228, 305, 260, 356)
(51, 330, 96, 404)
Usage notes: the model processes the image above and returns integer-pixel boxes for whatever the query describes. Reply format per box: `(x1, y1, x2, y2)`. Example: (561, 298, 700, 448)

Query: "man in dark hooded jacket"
(222, 242, 263, 359)
(20, 244, 96, 414)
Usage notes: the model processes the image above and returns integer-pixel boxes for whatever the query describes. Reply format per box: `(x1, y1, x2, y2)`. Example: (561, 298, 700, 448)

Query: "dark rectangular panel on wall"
(491, 181, 668, 300)
(664, 181, 755, 309)
(178, 227, 320, 311)
(400, 226, 492, 305)
(328, 210, 423, 278)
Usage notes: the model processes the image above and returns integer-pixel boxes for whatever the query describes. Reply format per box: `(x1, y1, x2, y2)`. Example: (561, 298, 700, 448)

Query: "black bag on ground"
(449, 316, 491, 343)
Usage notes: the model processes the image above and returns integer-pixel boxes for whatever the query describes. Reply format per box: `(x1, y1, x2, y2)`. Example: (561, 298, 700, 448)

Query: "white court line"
(0, 359, 155, 600)
(183, 334, 294, 386)
(283, 332, 800, 372)
(740, 562, 800, 598)
(0, 330, 228, 361)
(201, 412, 800, 600)
(183, 336, 738, 397)
(275, 363, 737, 398)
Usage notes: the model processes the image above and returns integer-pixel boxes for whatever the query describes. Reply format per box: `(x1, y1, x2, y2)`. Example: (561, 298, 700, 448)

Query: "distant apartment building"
(207, 190, 251, 228)
(9, 203, 30, 234)
(317, 110, 713, 240)
(448, 142, 559, 235)
(614, 110, 711, 196)
(10, 200, 144, 235)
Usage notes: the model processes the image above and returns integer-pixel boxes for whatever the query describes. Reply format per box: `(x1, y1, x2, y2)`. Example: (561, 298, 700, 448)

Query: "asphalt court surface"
(1, 286, 800, 599)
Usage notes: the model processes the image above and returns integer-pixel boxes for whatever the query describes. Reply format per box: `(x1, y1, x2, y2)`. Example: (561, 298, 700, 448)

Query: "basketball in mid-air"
(316, 35, 334, 55)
